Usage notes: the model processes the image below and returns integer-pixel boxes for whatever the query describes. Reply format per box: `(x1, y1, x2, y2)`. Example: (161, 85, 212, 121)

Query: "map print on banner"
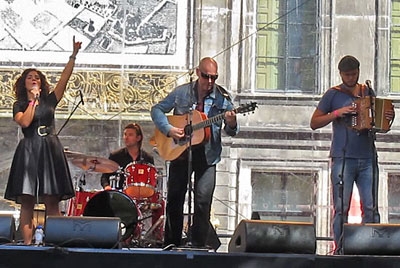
(0, 0, 178, 55)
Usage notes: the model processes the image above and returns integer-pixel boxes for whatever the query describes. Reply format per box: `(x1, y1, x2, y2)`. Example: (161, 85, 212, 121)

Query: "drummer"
(101, 123, 154, 190)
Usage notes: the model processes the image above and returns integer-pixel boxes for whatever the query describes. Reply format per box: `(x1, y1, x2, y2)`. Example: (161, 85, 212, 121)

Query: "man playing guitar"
(151, 57, 238, 248)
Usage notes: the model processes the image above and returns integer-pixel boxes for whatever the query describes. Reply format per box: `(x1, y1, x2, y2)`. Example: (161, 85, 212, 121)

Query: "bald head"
(199, 57, 218, 72)
(196, 57, 219, 93)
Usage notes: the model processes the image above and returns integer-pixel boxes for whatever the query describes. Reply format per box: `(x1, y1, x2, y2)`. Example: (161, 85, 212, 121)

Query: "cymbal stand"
(73, 169, 88, 192)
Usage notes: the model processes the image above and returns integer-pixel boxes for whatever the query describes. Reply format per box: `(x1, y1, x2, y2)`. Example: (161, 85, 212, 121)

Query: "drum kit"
(64, 150, 165, 247)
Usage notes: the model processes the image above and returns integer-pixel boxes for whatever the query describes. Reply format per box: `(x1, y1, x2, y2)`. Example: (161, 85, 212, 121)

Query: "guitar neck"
(193, 113, 225, 131)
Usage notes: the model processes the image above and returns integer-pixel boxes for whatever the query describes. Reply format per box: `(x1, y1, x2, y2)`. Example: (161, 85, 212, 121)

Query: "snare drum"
(124, 162, 157, 199)
(83, 190, 139, 240)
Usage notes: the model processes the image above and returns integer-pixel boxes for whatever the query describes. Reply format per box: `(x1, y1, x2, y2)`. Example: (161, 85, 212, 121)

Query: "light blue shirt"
(151, 81, 239, 165)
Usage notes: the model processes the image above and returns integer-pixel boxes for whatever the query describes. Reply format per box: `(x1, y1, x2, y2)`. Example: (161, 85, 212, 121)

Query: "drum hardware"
(135, 199, 165, 247)
(143, 215, 165, 243)
(137, 214, 154, 222)
(109, 167, 126, 189)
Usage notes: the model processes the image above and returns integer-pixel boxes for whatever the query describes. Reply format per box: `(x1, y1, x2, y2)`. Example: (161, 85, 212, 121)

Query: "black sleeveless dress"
(5, 92, 74, 203)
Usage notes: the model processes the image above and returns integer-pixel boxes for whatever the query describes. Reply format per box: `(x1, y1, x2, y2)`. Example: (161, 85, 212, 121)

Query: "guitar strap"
(193, 82, 232, 110)
(216, 84, 232, 102)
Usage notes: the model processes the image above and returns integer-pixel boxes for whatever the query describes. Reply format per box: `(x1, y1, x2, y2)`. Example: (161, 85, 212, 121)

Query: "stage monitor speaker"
(343, 223, 400, 255)
(45, 216, 121, 248)
(0, 214, 15, 244)
(228, 220, 316, 254)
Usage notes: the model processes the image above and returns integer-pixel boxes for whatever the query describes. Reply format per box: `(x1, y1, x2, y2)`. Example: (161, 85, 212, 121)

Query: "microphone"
(32, 85, 40, 100)
(79, 90, 84, 105)
(365, 80, 376, 97)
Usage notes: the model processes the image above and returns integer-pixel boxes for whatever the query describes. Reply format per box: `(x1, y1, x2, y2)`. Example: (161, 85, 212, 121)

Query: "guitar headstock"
(235, 102, 258, 115)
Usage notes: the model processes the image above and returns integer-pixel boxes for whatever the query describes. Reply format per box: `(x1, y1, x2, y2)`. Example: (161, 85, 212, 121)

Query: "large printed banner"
(0, 0, 188, 68)
(0, 0, 190, 116)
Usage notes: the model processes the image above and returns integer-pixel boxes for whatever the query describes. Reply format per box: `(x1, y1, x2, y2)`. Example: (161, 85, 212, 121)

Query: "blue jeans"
(331, 157, 380, 249)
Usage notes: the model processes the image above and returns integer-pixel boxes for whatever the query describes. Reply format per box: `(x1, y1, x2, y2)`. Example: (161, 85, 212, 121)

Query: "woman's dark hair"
(124, 123, 143, 147)
(14, 68, 50, 102)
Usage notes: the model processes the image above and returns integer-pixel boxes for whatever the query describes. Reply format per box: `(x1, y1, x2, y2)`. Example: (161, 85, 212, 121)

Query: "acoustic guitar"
(151, 102, 257, 161)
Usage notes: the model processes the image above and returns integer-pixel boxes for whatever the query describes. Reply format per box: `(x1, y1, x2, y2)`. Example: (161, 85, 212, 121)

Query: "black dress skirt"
(5, 92, 74, 203)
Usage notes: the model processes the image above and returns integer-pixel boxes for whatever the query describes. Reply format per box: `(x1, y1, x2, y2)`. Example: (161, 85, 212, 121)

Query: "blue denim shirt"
(151, 81, 239, 165)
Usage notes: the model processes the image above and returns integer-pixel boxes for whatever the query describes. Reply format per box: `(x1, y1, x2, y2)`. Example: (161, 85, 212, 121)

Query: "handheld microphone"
(32, 85, 39, 100)
(79, 90, 84, 105)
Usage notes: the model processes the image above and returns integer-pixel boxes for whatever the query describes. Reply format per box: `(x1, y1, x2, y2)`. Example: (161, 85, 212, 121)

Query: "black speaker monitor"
(45, 216, 121, 248)
(344, 223, 400, 255)
(228, 220, 316, 254)
(0, 214, 15, 243)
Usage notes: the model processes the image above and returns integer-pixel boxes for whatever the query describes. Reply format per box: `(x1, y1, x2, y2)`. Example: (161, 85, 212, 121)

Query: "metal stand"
(57, 92, 84, 135)
(366, 82, 379, 223)
(185, 70, 195, 246)
(336, 149, 346, 255)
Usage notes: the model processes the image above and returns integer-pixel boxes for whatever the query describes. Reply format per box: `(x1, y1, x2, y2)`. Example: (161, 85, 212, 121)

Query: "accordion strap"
(332, 83, 368, 98)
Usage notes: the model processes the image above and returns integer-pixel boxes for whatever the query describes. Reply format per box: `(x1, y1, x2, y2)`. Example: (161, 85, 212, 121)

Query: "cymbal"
(71, 156, 119, 173)
(63, 150, 87, 159)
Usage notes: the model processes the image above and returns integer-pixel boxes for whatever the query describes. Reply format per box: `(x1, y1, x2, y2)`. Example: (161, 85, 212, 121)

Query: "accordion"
(351, 96, 393, 133)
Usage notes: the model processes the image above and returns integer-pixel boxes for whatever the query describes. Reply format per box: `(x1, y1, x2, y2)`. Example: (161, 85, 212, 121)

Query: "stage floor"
(0, 246, 400, 268)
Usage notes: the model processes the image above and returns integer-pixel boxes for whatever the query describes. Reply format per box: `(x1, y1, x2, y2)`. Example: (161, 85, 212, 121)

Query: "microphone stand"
(336, 129, 348, 255)
(185, 70, 194, 247)
(57, 92, 84, 135)
(366, 81, 379, 223)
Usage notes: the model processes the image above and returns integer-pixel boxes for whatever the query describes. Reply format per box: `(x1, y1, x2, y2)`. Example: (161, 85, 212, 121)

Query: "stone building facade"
(0, 0, 399, 254)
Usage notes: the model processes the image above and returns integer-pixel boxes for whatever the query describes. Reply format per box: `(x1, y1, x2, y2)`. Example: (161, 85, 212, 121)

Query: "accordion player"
(350, 96, 394, 133)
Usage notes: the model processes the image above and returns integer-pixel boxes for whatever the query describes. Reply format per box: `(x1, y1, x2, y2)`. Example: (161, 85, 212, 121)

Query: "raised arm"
(53, 36, 82, 102)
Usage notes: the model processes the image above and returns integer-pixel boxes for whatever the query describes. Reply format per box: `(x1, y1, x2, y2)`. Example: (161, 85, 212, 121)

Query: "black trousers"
(163, 147, 216, 247)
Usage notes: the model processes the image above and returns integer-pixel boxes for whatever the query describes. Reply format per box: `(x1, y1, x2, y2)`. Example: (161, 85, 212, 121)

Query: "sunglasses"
(200, 71, 218, 81)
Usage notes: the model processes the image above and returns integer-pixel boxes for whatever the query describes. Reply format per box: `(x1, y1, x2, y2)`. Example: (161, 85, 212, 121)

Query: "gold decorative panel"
(0, 68, 183, 119)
